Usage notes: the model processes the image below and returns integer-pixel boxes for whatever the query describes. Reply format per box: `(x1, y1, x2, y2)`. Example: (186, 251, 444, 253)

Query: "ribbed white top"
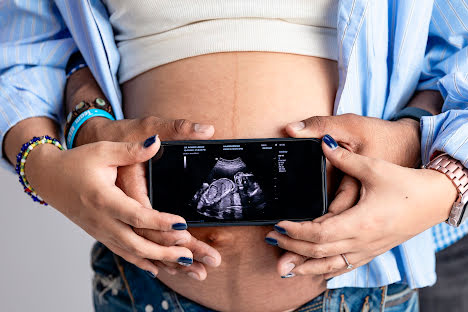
(103, 0, 339, 83)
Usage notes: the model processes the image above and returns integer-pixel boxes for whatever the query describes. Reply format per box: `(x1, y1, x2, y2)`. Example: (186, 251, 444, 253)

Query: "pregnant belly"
(123, 52, 338, 312)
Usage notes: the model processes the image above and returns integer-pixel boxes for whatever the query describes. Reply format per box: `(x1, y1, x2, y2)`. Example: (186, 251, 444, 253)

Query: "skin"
(2, 51, 457, 311)
(268, 137, 457, 279)
(69, 52, 454, 311)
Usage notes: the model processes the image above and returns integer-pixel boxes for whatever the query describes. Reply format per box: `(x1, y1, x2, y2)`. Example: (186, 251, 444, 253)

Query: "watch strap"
(426, 154, 468, 227)
(390, 107, 433, 122)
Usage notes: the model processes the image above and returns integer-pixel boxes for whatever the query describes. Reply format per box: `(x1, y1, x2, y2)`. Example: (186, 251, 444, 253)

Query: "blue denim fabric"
(91, 242, 418, 312)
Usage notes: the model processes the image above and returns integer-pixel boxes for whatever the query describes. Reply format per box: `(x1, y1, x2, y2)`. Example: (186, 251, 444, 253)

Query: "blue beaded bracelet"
(15, 136, 64, 205)
(66, 108, 115, 149)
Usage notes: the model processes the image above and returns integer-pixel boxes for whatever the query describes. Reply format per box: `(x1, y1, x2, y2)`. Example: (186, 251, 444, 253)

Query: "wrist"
(73, 116, 114, 146)
(23, 142, 63, 199)
(424, 168, 459, 223)
(391, 118, 421, 167)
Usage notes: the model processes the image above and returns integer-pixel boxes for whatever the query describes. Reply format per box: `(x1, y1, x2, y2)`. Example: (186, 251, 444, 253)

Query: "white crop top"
(103, 0, 339, 84)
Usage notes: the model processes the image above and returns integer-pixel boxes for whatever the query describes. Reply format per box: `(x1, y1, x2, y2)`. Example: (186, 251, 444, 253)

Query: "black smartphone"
(148, 138, 327, 226)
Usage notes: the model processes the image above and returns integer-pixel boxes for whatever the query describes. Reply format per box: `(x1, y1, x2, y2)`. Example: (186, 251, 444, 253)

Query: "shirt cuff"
(0, 83, 63, 174)
(420, 110, 468, 166)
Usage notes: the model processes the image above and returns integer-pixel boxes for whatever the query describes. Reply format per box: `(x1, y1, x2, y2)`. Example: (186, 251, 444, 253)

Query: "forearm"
(3, 117, 59, 166)
(406, 90, 444, 115)
(390, 90, 444, 167)
(65, 67, 111, 146)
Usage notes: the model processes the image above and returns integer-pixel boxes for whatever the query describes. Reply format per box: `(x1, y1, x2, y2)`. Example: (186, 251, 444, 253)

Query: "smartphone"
(148, 138, 327, 226)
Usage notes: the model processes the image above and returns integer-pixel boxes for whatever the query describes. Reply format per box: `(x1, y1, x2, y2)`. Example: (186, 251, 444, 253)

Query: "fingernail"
(143, 135, 158, 148)
(274, 225, 287, 235)
(194, 123, 212, 133)
(145, 270, 156, 278)
(187, 272, 201, 281)
(323, 134, 338, 150)
(177, 257, 193, 266)
(265, 237, 278, 246)
(289, 121, 305, 131)
(172, 223, 188, 230)
(281, 272, 296, 278)
(202, 256, 218, 267)
(284, 262, 295, 273)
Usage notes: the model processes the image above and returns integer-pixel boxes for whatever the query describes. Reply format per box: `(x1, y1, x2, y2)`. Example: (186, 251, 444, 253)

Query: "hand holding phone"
(148, 138, 327, 226)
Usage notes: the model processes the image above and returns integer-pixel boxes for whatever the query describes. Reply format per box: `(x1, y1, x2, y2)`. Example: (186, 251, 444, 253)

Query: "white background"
(0, 169, 94, 312)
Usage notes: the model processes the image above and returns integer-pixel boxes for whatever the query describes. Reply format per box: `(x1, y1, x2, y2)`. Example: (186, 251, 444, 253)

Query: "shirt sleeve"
(0, 0, 77, 173)
(417, 0, 468, 166)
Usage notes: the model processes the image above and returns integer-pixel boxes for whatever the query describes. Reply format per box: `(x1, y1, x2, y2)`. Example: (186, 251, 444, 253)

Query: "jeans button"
(161, 300, 169, 310)
(145, 304, 154, 312)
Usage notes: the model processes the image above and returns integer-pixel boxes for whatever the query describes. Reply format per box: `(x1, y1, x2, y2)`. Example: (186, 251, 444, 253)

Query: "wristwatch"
(424, 154, 468, 227)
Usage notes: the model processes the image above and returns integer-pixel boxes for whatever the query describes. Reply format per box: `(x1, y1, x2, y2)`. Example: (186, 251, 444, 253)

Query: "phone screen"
(148, 138, 327, 226)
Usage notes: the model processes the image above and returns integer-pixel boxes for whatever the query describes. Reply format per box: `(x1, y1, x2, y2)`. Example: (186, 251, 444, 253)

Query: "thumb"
(322, 134, 370, 181)
(108, 134, 161, 167)
(285, 116, 349, 140)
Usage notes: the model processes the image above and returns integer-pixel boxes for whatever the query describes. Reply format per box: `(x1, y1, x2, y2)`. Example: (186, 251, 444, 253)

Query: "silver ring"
(341, 254, 353, 270)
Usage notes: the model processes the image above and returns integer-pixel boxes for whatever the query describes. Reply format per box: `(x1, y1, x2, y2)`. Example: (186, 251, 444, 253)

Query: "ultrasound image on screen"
(192, 157, 266, 220)
(151, 139, 326, 224)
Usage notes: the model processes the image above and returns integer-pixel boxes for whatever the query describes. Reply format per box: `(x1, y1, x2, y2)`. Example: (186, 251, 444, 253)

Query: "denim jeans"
(91, 242, 418, 312)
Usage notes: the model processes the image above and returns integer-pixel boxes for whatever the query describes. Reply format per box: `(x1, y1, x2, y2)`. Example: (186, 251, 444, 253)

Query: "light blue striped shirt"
(1, 0, 467, 289)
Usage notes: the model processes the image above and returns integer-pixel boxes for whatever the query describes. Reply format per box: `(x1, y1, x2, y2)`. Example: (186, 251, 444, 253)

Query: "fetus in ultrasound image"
(191, 157, 266, 220)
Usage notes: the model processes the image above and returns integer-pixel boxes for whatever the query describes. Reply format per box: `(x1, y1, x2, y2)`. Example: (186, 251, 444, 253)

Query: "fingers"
(292, 253, 360, 276)
(179, 234, 222, 267)
(134, 228, 192, 246)
(116, 163, 152, 209)
(139, 116, 215, 141)
(163, 118, 215, 140)
(100, 135, 161, 167)
(285, 115, 353, 142)
(107, 187, 187, 231)
(328, 175, 360, 215)
(111, 221, 194, 263)
(266, 230, 355, 259)
(106, 242, 160, 278)
(159, 260, 208, 281)
(277, 252, 307, 277)
(322, 135, 373, 181)
(274, 214, 358, 243)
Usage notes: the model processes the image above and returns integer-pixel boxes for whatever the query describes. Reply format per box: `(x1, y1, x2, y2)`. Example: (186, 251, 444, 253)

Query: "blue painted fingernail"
(143, 135, 158, 148)
(146, 270, 156, 278)
(172, 223, 187, 230)
(274, 225, 287, 235)
(177, 257, 193, 266)
(265, 237, 278, 246)
(323, 134, 338, 150)
(281, 272, 296, 279)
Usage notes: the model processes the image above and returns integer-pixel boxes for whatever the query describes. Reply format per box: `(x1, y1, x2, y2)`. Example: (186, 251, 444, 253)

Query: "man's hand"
(266, 136, 457, 278)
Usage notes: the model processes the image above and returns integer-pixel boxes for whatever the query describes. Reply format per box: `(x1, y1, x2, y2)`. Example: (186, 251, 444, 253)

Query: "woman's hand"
(266, 135, 457, 278)
(285, 113, 422, 213)
(25, 135, 216, 278)
(73, 117, 221, 280)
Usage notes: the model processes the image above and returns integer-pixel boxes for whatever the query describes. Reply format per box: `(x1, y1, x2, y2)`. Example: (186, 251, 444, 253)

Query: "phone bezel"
(147, 137, 328, 226)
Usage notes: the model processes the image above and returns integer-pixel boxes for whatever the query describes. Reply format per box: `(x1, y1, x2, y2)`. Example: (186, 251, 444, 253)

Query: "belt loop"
(380, 286, 388, 312)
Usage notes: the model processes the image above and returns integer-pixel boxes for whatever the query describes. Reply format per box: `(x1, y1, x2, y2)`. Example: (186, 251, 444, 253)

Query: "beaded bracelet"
(15, 136, 64, 205)
(64, 98, 115, 149)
